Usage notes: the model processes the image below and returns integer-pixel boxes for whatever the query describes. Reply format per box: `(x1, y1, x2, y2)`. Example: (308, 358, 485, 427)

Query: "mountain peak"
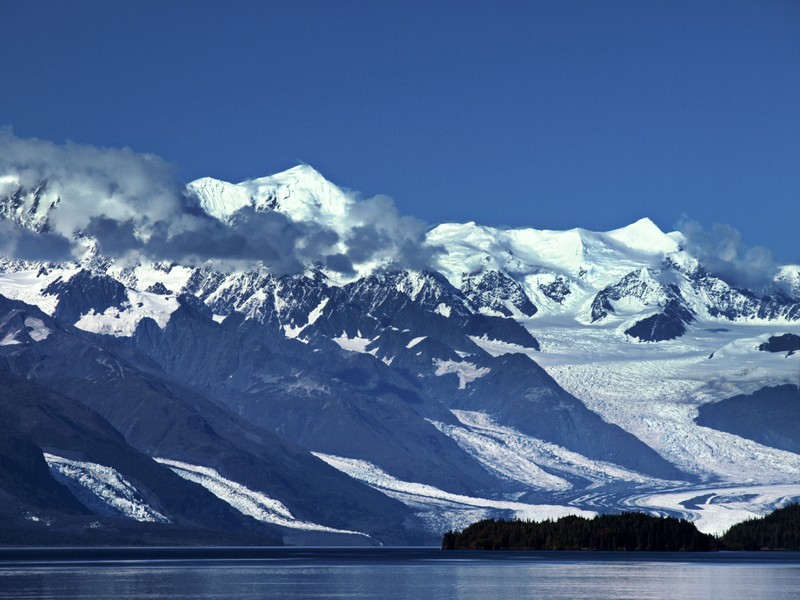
(247, 163, 325, 186)
(187, 164, 351, 226)
(605, 217, 678, 255)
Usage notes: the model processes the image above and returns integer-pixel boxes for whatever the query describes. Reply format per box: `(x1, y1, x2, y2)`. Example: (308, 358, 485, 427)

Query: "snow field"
(331, 332, 375, 354)
(536, 333, 800, 483)
(432, 359, 490, 389)
(0, 267, 79, 315)
(74, 289, 178, 336)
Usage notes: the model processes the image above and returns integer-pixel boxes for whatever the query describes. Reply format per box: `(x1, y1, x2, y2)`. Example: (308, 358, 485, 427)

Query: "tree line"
(722, 503, 800, 550)
(442, 504, 800, 551)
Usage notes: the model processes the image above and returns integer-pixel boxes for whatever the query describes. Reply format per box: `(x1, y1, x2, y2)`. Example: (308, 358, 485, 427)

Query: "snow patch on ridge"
(283, 323, 305, 339)
(468, 335, 536, 358)
(434, 303, 451, 317)
(23, 317, 50, 341)
(283, 297, 329, 341)
(406, 336, 427, 349)
(0, 334, 20, 346)
(306, 297, 329, 325)
(332, 332, 375, 354)
(433, 359, 490, 389)
(74, 289, 179, 337)
(1, 316, 52, 346)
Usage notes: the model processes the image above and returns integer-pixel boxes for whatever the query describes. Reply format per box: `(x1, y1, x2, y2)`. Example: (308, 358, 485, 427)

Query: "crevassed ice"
(154, 457, 368, 537)
(44, 453, 169, 523)
(312, 451, 594, 534)
(436, 411, 665, 489)
(621, 483, 800, 536)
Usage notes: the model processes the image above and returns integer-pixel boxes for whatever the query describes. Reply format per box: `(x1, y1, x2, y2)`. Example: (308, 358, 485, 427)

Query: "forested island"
(442, 505, 800, 551)
(723, 503, 800, 550)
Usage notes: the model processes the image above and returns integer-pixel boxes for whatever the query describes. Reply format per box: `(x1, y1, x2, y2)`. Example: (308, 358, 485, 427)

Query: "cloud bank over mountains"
(676, 218, 779, 290)
(0, 129, 184, 237)
(0, 131, 432, 274)
(0, 131, 790, 289)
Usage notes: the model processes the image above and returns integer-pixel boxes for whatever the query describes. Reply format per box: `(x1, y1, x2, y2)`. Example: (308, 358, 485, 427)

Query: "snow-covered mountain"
(1, 165, 799, 542)
(0, 178, 60, 233)
(188, 165, 350, 227)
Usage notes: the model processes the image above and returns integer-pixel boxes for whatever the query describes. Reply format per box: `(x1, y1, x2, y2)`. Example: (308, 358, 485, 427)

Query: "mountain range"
(1, 164, 798, 544)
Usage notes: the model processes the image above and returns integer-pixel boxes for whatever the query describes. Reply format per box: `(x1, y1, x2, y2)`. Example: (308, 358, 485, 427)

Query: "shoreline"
(1, 546, 799, 566)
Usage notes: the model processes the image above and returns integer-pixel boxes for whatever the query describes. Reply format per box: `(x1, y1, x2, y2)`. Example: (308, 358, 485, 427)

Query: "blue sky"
(2, 0, 799, 262)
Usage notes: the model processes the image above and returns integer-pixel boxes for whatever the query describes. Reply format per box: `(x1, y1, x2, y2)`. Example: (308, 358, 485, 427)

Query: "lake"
(0, 548, 798, 599)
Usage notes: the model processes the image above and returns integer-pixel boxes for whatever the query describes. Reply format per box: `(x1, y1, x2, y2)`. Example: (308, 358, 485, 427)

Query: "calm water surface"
(0, 548, 798, 599)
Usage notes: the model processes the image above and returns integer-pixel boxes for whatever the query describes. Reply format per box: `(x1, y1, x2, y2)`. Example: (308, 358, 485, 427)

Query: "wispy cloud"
(676, 218, 778, 289)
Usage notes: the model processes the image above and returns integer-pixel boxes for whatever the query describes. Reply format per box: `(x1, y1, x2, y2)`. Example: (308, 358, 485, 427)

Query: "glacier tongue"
(534, 324, 800, 482)
(621, 483, 800, 536)
(432, 411, 667, 490)
(154, 458, 369, 537)
(44, 453, 169, 523)
(312, 452, 595, 534)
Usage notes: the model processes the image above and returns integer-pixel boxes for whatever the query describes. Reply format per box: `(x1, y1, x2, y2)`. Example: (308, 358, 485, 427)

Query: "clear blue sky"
(2, 0, 799, 261)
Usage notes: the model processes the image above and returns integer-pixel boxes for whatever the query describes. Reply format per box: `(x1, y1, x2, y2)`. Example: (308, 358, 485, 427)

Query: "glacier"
(312, 452, 595, 534)
(154, 458, 370, 538)
(44, 453, 169, 523)
(2, 163, 799, 541)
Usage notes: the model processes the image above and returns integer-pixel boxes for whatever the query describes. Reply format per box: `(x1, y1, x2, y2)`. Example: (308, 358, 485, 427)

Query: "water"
(0, 548, 798, 599)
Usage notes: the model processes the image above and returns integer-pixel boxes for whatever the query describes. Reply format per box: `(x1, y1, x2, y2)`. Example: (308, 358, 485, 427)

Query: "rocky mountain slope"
(1, 164, 798, 542)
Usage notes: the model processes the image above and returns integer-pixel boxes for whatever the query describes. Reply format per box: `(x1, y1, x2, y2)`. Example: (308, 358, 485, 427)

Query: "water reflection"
(1, 556, 798, 599)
